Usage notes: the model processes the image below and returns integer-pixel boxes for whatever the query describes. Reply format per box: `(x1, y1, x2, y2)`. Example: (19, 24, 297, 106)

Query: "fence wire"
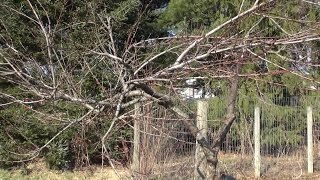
(132, 94, 320, 178)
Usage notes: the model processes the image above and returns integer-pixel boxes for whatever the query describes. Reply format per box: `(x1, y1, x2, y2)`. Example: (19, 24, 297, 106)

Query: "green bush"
(44, 140, 72, 170)
(0, 98, 133, 170)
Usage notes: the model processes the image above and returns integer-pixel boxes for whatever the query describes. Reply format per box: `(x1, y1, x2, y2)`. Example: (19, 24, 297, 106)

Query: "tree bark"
(211, 76, 239, 179)
(137, 74, 239, 179)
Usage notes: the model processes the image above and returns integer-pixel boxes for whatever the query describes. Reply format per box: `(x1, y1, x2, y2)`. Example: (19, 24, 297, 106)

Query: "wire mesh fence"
(132, 93, 320, 178)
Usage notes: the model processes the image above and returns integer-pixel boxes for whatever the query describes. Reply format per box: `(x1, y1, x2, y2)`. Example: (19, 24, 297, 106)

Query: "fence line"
(131, 95, 320, 178)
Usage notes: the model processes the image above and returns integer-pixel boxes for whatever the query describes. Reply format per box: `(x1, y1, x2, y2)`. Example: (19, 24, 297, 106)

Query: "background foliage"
(0, 0, 319, 171)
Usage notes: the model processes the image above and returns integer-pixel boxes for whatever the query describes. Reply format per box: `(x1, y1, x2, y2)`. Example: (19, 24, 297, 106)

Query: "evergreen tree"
(0, 0, 164, 169)
(159, 0, 320, 155)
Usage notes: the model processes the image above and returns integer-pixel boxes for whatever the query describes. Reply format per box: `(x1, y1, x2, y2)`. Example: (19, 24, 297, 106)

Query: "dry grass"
(0, 160, 130, 180)
(218, 153, 320, 179)
(2, 155, 320, 179)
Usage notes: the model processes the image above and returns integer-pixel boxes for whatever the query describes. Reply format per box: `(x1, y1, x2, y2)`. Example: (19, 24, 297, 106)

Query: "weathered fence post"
(132, 102, 141, 176)
(195, 100, 209, 179)
(254, 106, 261, 178)
(307, 106, 313, 173)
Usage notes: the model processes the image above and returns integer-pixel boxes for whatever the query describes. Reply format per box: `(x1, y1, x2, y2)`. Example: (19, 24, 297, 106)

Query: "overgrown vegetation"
(0, 0, 319, 178)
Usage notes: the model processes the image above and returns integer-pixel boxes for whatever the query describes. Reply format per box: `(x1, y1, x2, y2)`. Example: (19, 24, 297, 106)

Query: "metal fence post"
(195, 100, 209, 179)
(307, 106, 313, 173)
(132, 102, 141, 176)
(254, 106, 261, 178)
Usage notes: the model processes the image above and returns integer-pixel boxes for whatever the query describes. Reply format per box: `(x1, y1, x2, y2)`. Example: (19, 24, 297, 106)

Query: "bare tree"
(0, 0, 320, 178)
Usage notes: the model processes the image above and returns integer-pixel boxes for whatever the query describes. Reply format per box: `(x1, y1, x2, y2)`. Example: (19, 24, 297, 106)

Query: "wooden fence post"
(254, 106, 261, 178)
(307, 106, 313, 173)
(195, 100, 209, 179)
(132, 102, 141, 176)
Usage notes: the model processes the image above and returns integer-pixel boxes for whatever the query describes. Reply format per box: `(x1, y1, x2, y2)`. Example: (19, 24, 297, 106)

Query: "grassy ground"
(218, 153, 320, 179)
(0, 160, 130, 180)
(0, 168, 130, 180)
(2, 155, 320, 179)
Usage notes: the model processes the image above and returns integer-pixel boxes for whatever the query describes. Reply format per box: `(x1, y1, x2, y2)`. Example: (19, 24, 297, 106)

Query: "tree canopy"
(0, 0, 319, 178)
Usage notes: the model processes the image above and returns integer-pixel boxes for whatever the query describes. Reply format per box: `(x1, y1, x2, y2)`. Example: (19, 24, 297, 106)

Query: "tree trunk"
(172, 76, 239, 179)
(211, 76, 239, 179)
(137, 74, 239, 179)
